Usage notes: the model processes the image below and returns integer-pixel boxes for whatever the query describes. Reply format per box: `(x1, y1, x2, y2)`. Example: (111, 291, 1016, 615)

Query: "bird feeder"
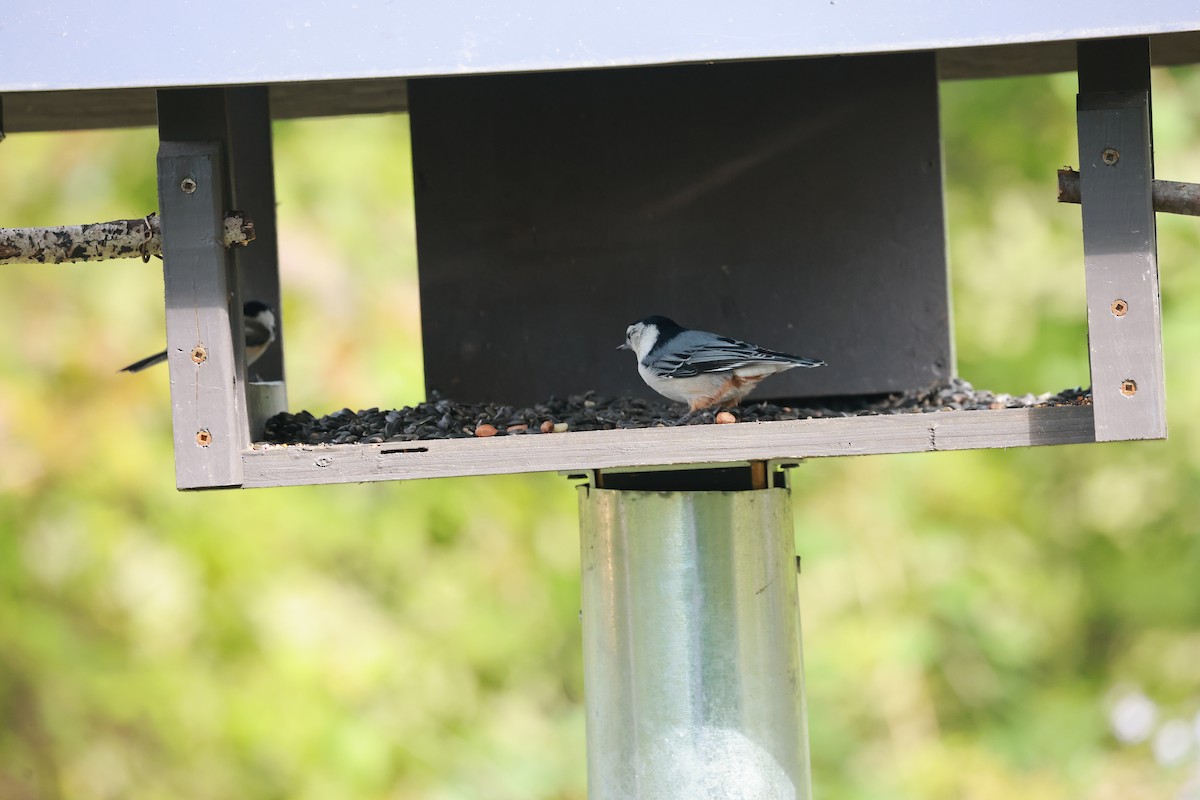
(4, 5, 1197, 797)
(3, 13, 1190, 488)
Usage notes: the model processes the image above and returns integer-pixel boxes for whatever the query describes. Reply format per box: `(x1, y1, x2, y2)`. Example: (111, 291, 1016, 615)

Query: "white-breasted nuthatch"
(120, 300, 277, 373)
(618, 315, 825, 412)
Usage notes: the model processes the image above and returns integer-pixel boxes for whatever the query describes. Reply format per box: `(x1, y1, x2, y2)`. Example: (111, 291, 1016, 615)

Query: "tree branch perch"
(1057, 168, 1200, 217)
(0, 212, 255, 265)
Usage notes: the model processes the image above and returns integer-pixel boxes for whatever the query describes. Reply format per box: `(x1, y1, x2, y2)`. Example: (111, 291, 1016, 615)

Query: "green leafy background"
(1, 68, 1199, 799)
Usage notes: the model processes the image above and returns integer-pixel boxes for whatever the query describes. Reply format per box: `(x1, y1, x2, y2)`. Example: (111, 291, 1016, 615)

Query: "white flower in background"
(1154, 719, 1194, 768)
(1110, 689, 1158, 745)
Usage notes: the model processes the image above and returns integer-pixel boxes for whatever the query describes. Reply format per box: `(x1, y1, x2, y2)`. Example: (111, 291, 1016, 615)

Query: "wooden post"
(157, 142, 248, 488)
(1076, 38, 1166, 442)
(225, 88, 286, 386)
(225, 87, 287, 440)
(157, 86, 288, 476)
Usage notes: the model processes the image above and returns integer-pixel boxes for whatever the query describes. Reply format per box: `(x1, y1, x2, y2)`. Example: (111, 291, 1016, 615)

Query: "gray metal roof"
(3, 2, 1200, 131)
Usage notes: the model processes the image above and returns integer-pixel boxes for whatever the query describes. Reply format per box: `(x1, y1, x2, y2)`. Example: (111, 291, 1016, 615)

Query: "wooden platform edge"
(238, 405, 1098, 488)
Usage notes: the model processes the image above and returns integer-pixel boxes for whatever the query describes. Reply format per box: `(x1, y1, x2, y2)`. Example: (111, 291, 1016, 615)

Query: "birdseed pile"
(260, 379, 1091, 446)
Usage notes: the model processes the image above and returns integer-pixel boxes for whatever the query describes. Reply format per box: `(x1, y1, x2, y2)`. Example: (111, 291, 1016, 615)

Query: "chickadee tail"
(119, 350, 168, 373)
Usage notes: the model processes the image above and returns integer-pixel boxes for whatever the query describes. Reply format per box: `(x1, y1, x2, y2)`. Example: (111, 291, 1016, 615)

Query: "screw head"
(196, 430, 213, 447)
(190, 345, 208, 364)
(1111, 299, 1129, 317)
(1101, 148, 1120, 166)
(180, 177, 198, 194)
(1120, 379, 1138, 397)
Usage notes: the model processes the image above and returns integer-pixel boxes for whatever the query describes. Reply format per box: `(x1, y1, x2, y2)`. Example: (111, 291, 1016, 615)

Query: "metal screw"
(180, 177, 197, 194)
(1111, 299, 1129, 317)
(190, 345, 208, 364)
(1120, 379, 1138, 397)
(1101, 148, 1120, 166)
(196, 429, 213, 447)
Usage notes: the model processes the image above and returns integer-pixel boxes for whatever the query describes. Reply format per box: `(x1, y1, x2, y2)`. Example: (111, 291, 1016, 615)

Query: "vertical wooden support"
(157, 142, 247, 488)
(225, 89, 286, 383)
(1077, 38, 1166, 442)
(158, 86, 287, 455)
(226, 87, 287, 439)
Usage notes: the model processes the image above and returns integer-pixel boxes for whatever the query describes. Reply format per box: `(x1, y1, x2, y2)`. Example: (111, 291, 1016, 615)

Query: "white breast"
(637, 362, 729, 405)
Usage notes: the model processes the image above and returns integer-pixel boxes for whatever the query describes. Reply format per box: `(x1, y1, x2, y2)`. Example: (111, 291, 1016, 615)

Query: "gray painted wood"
(159, 86, 286, 387)
(226, 87, 287, 393)
(411, 54, 951, 407)
(157, 142, 247, 489)
(240, 405, 1096, 488)
(1077, 39, 1166, 442)
(5, 3, 1200, 94)
(3, 80, 410, 134)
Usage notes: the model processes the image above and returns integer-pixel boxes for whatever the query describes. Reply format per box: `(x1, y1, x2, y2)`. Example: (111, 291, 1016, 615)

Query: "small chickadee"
(120, 300, 277, 373)
(619, 315, 825, 412)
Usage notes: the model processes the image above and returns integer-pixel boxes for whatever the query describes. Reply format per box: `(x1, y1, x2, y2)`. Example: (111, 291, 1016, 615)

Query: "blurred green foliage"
(2, 67, 1199, 800)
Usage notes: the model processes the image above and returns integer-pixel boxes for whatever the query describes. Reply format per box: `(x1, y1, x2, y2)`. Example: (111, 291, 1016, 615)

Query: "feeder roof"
(3, 2, 1200, 131)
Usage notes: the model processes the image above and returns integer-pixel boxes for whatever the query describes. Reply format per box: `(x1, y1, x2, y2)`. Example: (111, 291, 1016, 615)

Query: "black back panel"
(410, 54, 951, 405)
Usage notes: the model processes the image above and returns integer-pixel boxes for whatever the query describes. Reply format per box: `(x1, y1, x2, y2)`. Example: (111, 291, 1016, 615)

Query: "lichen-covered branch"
(0, 212, 255, 265)
(1057, 168, 1200, 217)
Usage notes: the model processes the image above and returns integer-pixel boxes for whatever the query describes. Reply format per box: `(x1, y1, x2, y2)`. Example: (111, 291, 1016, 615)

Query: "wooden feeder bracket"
(1074, 37, 1166, 443)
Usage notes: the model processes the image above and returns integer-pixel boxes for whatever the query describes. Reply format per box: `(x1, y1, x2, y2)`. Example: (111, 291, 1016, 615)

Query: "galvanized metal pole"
(578, 474, 811, 800)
